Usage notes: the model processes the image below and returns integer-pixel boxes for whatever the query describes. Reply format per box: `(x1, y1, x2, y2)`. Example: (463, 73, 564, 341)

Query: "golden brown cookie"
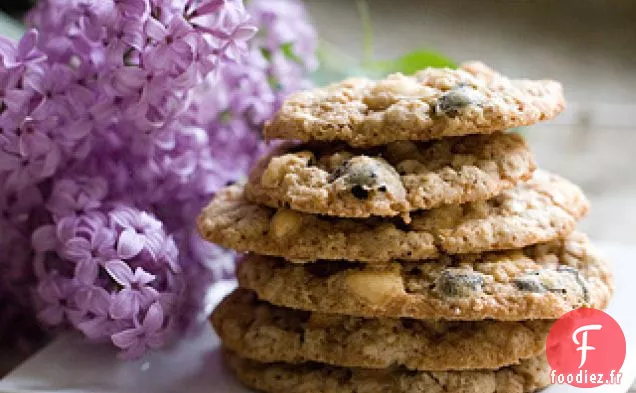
(213, 289, 551, 371)
(246, 133, 535, 219)
(264, 62, 565, 147)
(198, 170, 588, 262)
(226, 350, 552, 393)
(237, 233, 613, 320)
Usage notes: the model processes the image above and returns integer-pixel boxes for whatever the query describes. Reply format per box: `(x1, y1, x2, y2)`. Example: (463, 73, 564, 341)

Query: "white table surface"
(1, 244, 635, 393)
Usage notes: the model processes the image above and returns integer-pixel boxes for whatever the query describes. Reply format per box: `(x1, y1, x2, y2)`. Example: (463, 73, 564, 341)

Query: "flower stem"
(355, 0, 374, 66)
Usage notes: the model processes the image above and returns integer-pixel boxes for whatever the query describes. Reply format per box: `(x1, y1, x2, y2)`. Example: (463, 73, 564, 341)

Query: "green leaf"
(260, 47, 272, 62)
(281, 42, 302, 64)
(368, 50, 456, 76)
(310, 40, 456, 85)
(267, 75, 282, 91)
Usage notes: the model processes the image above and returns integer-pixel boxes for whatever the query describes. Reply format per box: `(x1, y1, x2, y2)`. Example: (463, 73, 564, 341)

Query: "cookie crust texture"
(264, 61, 565, 147)
(226, 351, 552, 393)
(236, 233, 613, 320)
(213, 289, 551, 371)
(198, 170, 589, 262)
(245, 133, 536, 219)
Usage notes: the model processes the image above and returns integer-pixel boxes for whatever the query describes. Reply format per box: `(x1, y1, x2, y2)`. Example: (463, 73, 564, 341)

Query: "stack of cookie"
(198, 62, 614, 393)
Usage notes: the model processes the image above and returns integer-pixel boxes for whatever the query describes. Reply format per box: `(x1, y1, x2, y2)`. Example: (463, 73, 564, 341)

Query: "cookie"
(226, 350, 552, 393)
(198, 170, 588, 262)
(213, 289, 551, 371)
(245, 133, 535, 219)
(264, 62, 565, 147)
(237, 233, 613, 320)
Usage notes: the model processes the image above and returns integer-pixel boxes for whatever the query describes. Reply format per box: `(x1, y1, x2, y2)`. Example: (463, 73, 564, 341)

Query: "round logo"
(546, 308, 626, 388)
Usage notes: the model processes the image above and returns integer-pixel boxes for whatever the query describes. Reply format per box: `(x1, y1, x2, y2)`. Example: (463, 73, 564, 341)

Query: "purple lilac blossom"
(172, 0, 317, 279)
(31, 197, 184, 359)
(0, 0, 316, 358)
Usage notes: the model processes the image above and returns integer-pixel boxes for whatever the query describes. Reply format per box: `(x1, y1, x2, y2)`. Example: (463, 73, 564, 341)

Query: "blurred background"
(302, 0, 636, 245)
(3, 0, 634, 243)
(0, 0, 635, 376)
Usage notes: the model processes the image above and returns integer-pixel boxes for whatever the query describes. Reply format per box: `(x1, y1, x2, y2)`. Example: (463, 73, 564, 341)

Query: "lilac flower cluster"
(32, 180, 183, 358)
(160, 0, 317, 282)
(0, 0, 316, 358)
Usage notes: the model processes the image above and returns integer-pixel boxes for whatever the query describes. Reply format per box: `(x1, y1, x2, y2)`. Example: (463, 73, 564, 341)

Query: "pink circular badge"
(546, 308, 626, 388)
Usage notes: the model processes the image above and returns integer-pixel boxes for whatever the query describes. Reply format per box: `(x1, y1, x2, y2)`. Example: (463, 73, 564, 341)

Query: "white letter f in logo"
(572, 324, 602, 368)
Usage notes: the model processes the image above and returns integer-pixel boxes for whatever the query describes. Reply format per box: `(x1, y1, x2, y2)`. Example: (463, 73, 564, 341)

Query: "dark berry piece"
(351, 185, 369, 200)
(435, 269, 484, 297)
(435, 86, 484, 118)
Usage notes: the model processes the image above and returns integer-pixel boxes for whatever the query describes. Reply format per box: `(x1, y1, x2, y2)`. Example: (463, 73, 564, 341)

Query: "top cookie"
(264, 62, 565, 147)
(245, 132, 535, 219)
(197, 170, 588, 262)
